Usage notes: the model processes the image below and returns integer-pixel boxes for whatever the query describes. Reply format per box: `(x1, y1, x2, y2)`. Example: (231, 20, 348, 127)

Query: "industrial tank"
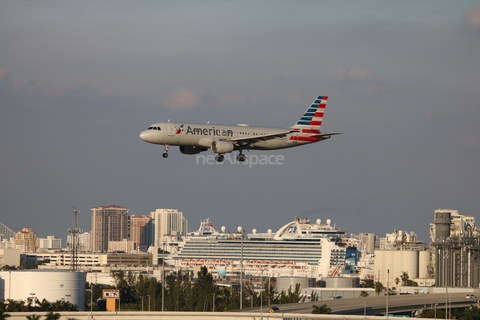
(418, 251, 430, 279)
(275, 277, 315, 293)
(0, 270, 86, 310)
(374, 250, 423, 285)
(323, 277, 360, 288)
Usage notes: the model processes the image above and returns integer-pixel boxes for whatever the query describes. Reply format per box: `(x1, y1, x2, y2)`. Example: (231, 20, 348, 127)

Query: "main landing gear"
(236, 152, 246, 162)
(162, 144, 169, 158)
(215, 152, 246, 163)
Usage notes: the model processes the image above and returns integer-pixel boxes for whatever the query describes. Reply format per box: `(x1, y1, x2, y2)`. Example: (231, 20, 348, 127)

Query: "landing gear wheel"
(163, 144, 169, 159)
(215, 154, 225, 162)
(237, 154, 246, 162)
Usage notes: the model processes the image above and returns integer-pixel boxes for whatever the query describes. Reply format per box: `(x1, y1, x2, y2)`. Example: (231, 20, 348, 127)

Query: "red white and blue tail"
(293, 96, 328, 131)
(290, 96, 340, 142)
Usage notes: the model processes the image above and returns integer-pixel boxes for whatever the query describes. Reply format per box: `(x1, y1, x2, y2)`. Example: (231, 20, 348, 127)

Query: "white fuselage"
(139, 122, 313, 151)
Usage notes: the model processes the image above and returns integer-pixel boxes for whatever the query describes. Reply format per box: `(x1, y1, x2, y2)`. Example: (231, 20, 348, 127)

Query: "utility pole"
(238, 226, 244, 310)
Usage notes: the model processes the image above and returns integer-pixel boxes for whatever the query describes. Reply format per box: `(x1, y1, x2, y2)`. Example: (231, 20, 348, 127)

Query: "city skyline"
(1, 206, 466, 245)
(1, 1, 480, 243)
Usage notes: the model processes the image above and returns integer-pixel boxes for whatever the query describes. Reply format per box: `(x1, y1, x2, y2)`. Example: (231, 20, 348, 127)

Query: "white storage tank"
(0, 270, 86, 310)
(323, 277, 360, 288)
(418, 251, 430, 279)
(275, 277, 315, 293)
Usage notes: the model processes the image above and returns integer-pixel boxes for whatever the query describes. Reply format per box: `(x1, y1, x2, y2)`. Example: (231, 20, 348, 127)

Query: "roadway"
(244, 292, 479, 315)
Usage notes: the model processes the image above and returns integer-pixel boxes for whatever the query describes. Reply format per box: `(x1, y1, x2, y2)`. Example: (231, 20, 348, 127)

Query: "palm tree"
(360, 291, 369, 297)
(374, 281, 384, 296)
(395, 277, 400, 288)
(0, 310, 11, 320)
(312, 304, 332, 314)
(26, 315, 41, 320)
(401, 272, 409, 286)
(44, 311, 60, 320)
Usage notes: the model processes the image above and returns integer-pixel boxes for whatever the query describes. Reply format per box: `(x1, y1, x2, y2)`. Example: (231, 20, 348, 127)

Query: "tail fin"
(292, 96, 328, 131)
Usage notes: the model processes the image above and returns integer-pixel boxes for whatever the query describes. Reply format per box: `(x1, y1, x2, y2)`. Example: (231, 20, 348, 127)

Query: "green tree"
(278, 283, 302, 304)
(192, 266, 215, 311)
(181, 273, 194, 311)
(312, 304, 332, 314)
(401, 272, 409, 286)
(362, 279, 374, 289)
(374, 282, 384, 296)
(461, 305, 480, 320)
(26, 315, 41, 320)
(44, 311, 60, 320)
(0, 310, 11, 320)
(394, 277, 400, 288)
(360, 290, 369, 297)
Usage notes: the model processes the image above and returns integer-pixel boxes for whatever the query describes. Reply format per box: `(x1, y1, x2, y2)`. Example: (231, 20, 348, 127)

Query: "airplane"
(139, 95, 340, 162)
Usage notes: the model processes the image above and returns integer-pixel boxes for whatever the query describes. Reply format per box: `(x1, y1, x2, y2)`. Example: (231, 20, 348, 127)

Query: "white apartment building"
(37, 235, 62, 251)
(150, 208, 188, 247)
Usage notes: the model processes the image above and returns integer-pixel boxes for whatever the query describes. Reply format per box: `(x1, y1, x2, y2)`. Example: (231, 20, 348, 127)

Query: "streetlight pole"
(86, 285, 93, 320)
(364, 297, 366, 319)
(162, 238, 165, 312)
(386, 268, 389, 318)
(238, 226, 244, 310)
(444, 251, 448, 320)
(449, 294, 452, 319)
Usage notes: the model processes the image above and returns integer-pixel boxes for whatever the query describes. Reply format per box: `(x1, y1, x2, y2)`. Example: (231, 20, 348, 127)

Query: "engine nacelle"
(179, 145, 207, 155)
(211, 140, 234, 153)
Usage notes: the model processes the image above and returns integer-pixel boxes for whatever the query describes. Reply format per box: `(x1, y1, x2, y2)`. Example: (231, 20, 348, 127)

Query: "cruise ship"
(164, 217, 359, 278)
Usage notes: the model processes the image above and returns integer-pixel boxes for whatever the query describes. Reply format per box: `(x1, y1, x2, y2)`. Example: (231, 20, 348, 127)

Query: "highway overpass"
(5, 292, 479, 320)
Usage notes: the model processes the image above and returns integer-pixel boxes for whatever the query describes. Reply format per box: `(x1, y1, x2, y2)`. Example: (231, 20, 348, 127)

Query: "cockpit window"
(147, 126, 161, 130)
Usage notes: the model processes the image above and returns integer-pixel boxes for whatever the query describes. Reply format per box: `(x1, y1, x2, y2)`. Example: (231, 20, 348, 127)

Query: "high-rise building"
(15, 227, 37, 253)
(37, 236, 62, 251)
(150, 209, 188, 247)
(91, 205, 129, 253)
(130, 215, 152, 248)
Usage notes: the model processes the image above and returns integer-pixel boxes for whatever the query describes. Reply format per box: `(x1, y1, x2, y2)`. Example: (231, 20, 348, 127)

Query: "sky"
(1, 1, 479, 243)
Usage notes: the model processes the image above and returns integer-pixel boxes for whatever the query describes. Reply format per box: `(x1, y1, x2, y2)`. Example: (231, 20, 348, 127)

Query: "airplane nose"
(139, 130, 149, 141)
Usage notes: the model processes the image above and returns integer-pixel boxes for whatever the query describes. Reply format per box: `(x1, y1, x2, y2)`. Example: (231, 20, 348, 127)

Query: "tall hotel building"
(150, 209, 188, 247)
(130, 215, 152, 248)
(91, 205, 129, 253)
(15, 227, 37, 253)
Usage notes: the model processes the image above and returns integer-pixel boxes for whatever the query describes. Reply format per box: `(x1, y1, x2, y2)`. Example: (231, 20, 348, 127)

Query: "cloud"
(165, 86, 200, 110)
(0, 68, 13, 91)
(331, 67, 377, 82)
(466, 5, 480, 30)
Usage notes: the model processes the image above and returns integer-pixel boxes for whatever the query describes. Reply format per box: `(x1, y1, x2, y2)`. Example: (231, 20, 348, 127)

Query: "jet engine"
(211, 140, 234, 153)
(179, 146, 207, 155)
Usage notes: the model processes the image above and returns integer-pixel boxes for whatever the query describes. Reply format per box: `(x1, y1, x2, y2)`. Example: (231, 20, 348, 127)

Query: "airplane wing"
(227, 130, 295, 147)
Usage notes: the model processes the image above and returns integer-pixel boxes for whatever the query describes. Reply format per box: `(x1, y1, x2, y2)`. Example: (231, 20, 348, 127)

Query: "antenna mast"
(68, 208, 81, 271)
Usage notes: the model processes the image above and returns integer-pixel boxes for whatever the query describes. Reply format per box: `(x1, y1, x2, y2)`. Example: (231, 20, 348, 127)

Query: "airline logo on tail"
(294, 96, 327, 129)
